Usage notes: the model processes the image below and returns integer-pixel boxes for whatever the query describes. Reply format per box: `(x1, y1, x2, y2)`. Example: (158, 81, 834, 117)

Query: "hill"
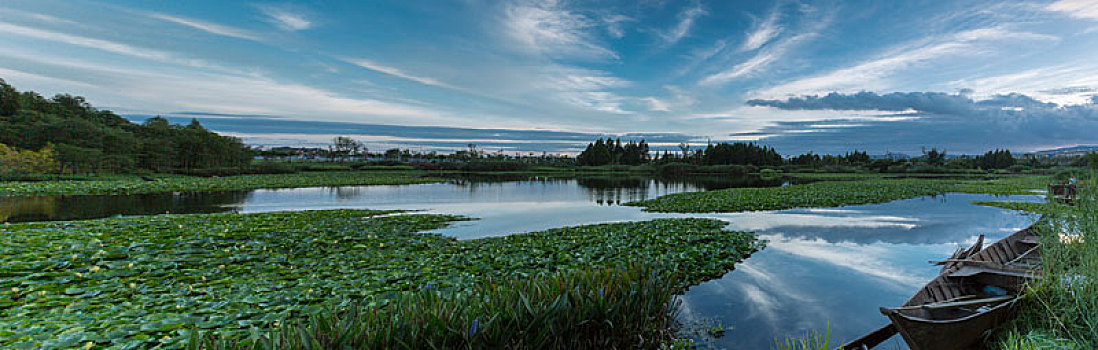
(0, 78, 252, 174)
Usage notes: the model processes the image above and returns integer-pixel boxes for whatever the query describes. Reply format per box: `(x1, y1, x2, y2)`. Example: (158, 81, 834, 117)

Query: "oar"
(840, 323, 898, 350)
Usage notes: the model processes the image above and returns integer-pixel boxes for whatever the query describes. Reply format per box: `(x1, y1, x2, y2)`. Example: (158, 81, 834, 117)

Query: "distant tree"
(332, 136, 364, 162)
(922, 147, 946, 166)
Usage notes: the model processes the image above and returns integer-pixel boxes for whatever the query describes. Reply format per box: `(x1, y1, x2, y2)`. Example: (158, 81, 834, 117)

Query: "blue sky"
(2, 0, 1098, 155)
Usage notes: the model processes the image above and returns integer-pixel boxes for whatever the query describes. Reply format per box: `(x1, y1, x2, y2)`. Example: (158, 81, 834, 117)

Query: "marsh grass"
(994, 172, 1098, 349)
(189, 263, 683, 350)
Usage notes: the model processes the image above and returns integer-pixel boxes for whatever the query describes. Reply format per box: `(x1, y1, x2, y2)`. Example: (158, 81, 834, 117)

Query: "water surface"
(1, 175, 1039, 349)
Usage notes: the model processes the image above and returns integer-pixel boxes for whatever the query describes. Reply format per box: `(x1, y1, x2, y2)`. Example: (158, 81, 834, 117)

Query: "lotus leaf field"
(0, 210, 760, 349)
(628, 177, 1048, 213)
(0, 171, 442, 196)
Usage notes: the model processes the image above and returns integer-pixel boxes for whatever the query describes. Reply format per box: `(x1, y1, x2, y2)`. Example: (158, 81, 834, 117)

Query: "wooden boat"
(842, 225, 1040, 350)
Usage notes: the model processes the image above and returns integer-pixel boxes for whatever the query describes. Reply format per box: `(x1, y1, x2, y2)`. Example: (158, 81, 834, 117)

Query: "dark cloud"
(123, 115, 700, 153)
(744, 91, 1098, 155)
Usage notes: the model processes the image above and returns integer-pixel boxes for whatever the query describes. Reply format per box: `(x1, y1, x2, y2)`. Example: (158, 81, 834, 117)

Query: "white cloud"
(0, 21, 241, 74)
(948, 62, 1098, 105)
(750, 27, 1060, 99)
(660, 3, 706, 45)
(1046, 0, 1098, 20)
(0, 51, 465, 127)
(257, 5, 312, 31)
(700, 33, 815, 85)
(644, 97, 671, 112)
(602, 14, 632, 38)
(503, 0, 617, 60)
(741, 9, 782, 51)
(536, 67, 632, 114)
(344, 58, 449, 87)
(149, 13, 261, 41)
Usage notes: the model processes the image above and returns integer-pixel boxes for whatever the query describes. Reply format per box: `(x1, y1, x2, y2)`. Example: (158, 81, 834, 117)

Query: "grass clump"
(0, 170, 441, 196)
(189, 263, 682, 350)
(772, 328, 830, 350)
(0, 211, 759, 349)
(993, 173, 1098, 349)
(627, 177, 1047, 213)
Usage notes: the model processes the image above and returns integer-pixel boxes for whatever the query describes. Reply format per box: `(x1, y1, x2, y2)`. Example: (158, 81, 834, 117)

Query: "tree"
(332, 136, 364, 162)
(922, 147, 946, 166)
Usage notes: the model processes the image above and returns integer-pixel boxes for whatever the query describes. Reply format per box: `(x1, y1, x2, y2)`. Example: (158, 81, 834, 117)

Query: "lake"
(0, 175, 1039, 349)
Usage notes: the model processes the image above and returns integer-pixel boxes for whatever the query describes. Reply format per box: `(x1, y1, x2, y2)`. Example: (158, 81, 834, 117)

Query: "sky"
(2, 0, 1098, 155)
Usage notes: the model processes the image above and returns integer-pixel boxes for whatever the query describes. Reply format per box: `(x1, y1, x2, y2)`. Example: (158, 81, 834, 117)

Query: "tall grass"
(189, 263, 683, 349)
(995, 172, 1098, 349)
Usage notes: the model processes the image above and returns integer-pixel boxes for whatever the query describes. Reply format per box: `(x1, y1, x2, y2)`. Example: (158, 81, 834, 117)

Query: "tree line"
(0, 79, 252, 174)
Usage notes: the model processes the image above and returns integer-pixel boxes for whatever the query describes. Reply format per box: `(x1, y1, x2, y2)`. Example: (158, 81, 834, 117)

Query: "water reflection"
(0, 175, 783, 223)
(0, 175, 1041, 349)
(0, 191, 251, 223)
(677, 193, 1038, 349)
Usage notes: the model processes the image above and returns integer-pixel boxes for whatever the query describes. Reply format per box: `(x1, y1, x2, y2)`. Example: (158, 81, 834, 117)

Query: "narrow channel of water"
(1, 175, 1039, 349)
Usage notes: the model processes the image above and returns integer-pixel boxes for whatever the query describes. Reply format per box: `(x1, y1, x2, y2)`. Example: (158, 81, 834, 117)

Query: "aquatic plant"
(189, 263, 683, 349)
(0, 211, 759, 349)
(628, 177, 1048, 213)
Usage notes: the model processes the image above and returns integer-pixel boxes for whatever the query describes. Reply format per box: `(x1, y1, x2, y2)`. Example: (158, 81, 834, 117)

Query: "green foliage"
(0, 143, 59, 174)
(0, 211, 759, 349)
(628, 176, 1048, 213)
(0, 80, 252, 174)
(772, 328, 830, 350)
(994, 173, 1098, 350)
(577, 138, 650, 166)
(190, 263, 683, 350)
(977, 149, 1016, 170)
(0, 171, 441, 196)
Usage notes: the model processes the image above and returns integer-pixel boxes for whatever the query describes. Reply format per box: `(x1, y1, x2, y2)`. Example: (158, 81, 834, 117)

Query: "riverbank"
(0, 210, 760, 349)
(0, 171, 443, 196)
(993, 175, 1096, 350)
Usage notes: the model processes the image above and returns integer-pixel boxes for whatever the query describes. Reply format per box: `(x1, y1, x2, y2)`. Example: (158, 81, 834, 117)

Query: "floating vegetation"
(0, 211, 759, 349)
(628, 177, 1048, 213)
(0, 171, 442, 196)
(971, 201, 1050, 213)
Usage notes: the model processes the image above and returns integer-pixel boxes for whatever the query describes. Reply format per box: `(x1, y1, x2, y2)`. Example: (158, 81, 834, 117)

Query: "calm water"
(1, 175, 1039, 349)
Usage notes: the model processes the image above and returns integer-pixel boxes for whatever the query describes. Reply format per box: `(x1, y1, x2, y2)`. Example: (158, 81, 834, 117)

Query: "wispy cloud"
(149, 13, 261, 41)
(643, 96, 671, 112)
(344, 58, 449, 88)
(1046, 0, 1098, 20)
(751, 27, 1060, 98)
(741, 9, 782, 51)
(602, 14, 633, 38)
(537, 67, 632, 114)
(698, 6, 831, 86)
(700, 32, 817, 86)
(659, 3, 706, 45)
(257, 5, 312, 31)
(503, 0, 617, 60)
(0, 21, 240, 74)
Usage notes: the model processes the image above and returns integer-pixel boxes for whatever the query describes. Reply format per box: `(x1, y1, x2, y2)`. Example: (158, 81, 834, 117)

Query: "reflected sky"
(2, 176, 1040, 349)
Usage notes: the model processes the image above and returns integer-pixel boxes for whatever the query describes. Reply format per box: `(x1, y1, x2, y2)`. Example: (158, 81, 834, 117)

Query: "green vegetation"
(628, 177, 1048, 213)
(772, 328, 831, 350)
(993, 174, 1097, 350)
(190, 263, 682, 350)
(0, 210, 760, 349)
(0, 171, 440, 196)
(0, 79, 251, 175)
(971, 201, 1050, 213)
